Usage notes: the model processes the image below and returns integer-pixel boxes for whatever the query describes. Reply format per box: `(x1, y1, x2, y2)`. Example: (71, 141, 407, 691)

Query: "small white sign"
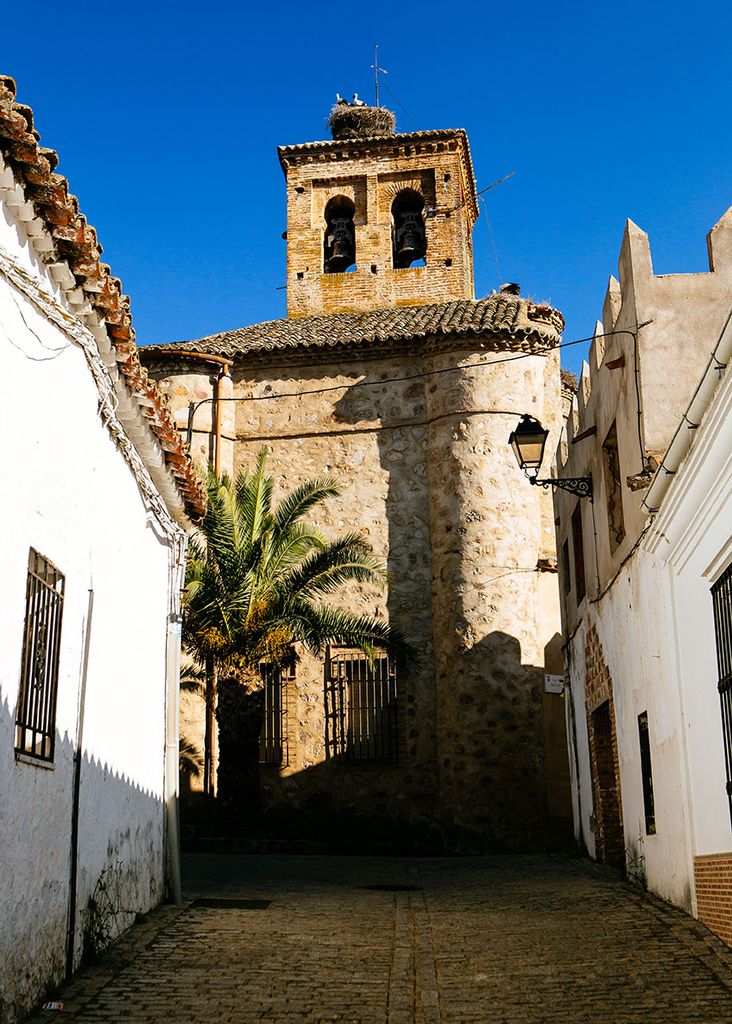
(544, 674, 564, 694)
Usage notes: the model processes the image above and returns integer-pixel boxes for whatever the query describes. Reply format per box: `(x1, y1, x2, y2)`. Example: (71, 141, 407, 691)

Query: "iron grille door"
(15, 549, 65, 762)
(712, 564, 732, 820)
(325, 650, 398, 762)
(258, 662, 290, 766)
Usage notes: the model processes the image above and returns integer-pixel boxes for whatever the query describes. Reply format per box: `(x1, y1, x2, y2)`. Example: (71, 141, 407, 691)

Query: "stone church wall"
(151, 338, 566, 850)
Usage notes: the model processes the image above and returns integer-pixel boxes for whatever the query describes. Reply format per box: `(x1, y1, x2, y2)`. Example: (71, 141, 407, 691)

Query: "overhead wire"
(379, 79, 421, 131)
(185, 327, 623, 411)
(478, 195, 502, 286)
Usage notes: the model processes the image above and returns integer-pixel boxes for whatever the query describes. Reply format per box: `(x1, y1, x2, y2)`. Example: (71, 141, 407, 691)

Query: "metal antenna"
(372, 44, 388, 107)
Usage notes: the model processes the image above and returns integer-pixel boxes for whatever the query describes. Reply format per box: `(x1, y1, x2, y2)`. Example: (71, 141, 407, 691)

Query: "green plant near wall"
(81, 862, 135, 963)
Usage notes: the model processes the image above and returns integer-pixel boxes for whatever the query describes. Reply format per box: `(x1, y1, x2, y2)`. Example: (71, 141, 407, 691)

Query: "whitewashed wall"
(0, 202, 173, 1022)
(564, 352, 732, 918)
(648, 359, 732, 865)
(565, 548, 695, 909)
(557, 209, 732, 924)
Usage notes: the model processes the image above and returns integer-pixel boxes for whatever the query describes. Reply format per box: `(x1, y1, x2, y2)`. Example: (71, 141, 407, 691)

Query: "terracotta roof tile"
(143, 295, 564, 363)
(0, 74, 204, 521)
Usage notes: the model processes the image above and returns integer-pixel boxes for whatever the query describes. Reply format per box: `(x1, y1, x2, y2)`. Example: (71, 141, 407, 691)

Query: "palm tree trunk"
(215, 670, 265, 829)
(203, 655, 216, 797)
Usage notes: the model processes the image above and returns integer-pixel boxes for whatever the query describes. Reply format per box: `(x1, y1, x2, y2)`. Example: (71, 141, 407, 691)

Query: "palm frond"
(273, 477, 340, 532)
(266, 523, 327, 579)
(238, 448, 274, 546)
(282, 534, 386, 601)
(182, 456, 415, 680)
(291, 601, 416, 674)
(203, 471, 248, 568)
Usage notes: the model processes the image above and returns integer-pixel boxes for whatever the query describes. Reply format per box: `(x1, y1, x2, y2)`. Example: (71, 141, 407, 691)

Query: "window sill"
(15, 751, 55, 770)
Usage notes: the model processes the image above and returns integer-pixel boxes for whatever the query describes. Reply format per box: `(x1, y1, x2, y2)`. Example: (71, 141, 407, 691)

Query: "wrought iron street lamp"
(508, 414, 592, 500)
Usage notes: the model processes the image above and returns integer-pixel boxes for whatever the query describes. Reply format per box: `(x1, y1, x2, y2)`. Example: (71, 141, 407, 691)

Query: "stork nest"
(328, 104, 396, 140)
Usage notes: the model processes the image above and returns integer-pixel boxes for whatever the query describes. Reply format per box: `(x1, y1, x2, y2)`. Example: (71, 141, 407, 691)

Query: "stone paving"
(27, 854, 732, 1024)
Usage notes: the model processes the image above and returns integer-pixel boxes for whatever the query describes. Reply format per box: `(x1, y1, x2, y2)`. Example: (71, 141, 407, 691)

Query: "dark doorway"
(590, 700, 624, 867)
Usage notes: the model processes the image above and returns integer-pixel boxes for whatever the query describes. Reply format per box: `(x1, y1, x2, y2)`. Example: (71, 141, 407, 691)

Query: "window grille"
(324, 649, 398, 762)
(712, 563, 732, 821)
(258, 660, 293, 767)
(15, 549, 65, 762)
(637, 711, 656, 835)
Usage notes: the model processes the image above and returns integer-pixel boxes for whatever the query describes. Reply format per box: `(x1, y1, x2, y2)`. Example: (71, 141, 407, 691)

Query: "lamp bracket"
(529, 475, 593, 500)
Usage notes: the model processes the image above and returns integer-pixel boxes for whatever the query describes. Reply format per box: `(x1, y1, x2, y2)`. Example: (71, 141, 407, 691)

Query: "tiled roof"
(142, 295, 565, 363)
(0, 74, 205, 521)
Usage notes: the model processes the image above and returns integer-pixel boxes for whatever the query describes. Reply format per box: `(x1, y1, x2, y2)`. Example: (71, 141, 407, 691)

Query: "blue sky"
(4, 0, 730, 375)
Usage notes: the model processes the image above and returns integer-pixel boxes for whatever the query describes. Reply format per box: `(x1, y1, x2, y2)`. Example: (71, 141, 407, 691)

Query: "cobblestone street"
(28, 854, 732, 1024)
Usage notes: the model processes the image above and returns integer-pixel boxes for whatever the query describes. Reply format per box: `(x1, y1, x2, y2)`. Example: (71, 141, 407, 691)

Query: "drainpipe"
(66, 587, 94, 978)
(212, 363, 232, 478)
(170, 352, 230, 454)
(164, 537, 187, 905)
(643, 309, 732, 514)
(212, 371, 222, 477)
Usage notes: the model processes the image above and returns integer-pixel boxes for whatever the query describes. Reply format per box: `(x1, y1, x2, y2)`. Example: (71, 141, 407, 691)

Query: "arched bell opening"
(391, 190, 426, 269)
(323, 196, 356, 273)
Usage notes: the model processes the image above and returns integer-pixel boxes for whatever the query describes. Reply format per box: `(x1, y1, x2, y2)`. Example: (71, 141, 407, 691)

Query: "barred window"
(15, 550, 65, 762)
(637, 711, 656, 835)
(712, 563, 732, 822)
(571, 503, 586, 603)
(324, 649, 398, 762)
(258, 660, 293, 767)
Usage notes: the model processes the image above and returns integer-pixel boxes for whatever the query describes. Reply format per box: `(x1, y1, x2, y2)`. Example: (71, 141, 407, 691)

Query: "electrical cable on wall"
(182, 325, 645, 416)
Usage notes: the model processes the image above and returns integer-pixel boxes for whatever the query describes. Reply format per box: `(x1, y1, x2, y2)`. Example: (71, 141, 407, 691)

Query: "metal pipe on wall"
(65, 587, 94, 978)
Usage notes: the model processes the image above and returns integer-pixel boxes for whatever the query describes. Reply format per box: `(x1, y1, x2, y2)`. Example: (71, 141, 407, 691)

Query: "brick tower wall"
(280, 134, 476, 317)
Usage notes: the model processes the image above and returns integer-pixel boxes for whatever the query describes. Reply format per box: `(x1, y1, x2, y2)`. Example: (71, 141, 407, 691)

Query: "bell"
(394, 211, 425, 268)
(325, 216, 355, 273)
(327, 238, 352, 273)
(396, 229, 422, 265)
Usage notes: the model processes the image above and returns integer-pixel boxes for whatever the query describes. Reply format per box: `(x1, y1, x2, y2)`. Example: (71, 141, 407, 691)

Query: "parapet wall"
(553, 206, 732, 610)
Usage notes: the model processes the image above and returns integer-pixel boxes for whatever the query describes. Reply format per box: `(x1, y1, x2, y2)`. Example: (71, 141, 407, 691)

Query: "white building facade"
(553, 207, 732, 944)
(0, 75, 204, 1022)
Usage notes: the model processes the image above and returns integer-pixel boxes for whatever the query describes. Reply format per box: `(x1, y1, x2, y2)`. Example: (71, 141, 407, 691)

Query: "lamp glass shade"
(509, 415, 549, 472)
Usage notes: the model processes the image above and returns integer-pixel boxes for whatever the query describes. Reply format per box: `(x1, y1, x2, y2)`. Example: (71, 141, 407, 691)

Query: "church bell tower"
(278, 102, 479, 318)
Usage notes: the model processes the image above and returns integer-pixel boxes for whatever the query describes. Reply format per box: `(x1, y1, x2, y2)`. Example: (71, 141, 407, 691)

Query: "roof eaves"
(0, 74, 205, 522)
(142, 296, 564, 364)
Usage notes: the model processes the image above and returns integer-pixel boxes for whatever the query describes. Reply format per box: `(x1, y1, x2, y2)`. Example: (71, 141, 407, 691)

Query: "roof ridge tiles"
(142, 294, 564, 364)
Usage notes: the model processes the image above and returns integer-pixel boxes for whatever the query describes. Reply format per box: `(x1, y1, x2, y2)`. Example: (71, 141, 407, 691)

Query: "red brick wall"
(585, 626, 625, 866)
(694, 853, 732, 946)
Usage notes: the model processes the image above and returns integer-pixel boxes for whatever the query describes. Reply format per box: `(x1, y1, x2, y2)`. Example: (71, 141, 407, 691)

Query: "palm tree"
(182, 450, 412, 820)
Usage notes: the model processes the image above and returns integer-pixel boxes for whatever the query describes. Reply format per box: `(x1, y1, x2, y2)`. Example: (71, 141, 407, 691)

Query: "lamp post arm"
(530, 475, 593, 501)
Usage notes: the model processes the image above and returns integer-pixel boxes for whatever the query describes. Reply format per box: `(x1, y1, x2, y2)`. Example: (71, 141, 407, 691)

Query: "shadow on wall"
(182, 363, 572, 854)
(181, 630, 571, 856)
(0, 693, 165, 1024)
